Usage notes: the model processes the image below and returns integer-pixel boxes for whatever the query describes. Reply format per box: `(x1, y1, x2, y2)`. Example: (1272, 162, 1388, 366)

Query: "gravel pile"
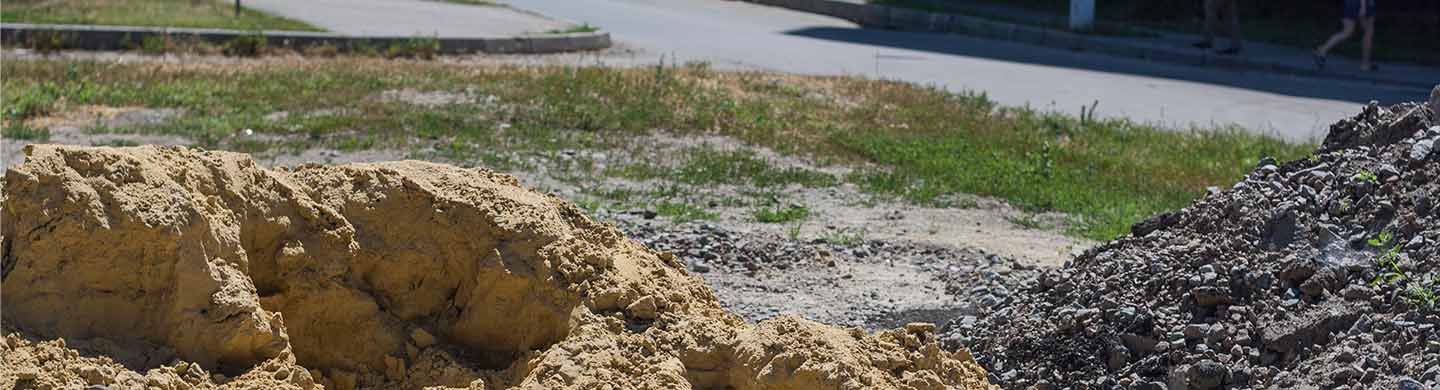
(944, 101, 1439, 390)
(608, 215, 1040, 328)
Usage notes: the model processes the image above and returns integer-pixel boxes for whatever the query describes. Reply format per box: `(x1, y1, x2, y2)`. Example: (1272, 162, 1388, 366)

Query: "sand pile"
(0, 145, 995, 390)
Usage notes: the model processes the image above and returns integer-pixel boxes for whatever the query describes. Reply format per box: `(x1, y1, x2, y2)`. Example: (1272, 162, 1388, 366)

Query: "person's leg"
(1360, 16, 1375, 70)
(1224, 0, 1242, 50)
(1316, 19, 1355, 57)
(1195, 0, 1218, 48)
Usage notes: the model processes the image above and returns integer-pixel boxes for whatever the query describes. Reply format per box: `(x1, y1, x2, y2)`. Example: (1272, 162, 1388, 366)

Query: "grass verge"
(545, 24, 599, 34)
(0, 58, 1311, 240)
(1, 0, 322, 31)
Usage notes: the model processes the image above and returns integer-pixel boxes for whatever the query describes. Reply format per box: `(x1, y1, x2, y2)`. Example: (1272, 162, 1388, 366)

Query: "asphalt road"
(260, 0, 1434, 142)
(243, 0, 570, 37)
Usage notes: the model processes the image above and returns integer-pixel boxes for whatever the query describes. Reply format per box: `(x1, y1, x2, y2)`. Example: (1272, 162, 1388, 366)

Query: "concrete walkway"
(242, 0, 572, 38)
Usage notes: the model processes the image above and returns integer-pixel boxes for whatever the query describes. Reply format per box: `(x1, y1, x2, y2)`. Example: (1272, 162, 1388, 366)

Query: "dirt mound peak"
(1, 144, 995, 390)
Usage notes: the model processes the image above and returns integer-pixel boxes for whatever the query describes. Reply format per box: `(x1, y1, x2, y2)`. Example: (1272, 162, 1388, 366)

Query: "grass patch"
(0, 58, 1310, 241)
(610, 148, 838, 189)
(656, 201, 718, 222)
(1005, 214, 1047, 230)
(545, 23, 599, 34)
(819, 227, 867, 246)
(754, 204, 810, 223)
(386, 37, 441, 59)
(2, 122, 50, 141)
(1, 0, 322, 31)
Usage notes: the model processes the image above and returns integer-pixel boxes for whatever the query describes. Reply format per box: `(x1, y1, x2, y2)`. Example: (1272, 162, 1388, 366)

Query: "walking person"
(1192, 0, 1243, 55)
(1314, 0, 1378, 71)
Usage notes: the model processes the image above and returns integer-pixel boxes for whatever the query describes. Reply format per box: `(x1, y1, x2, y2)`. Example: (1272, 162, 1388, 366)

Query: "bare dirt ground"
(2, 94, 1091, 336)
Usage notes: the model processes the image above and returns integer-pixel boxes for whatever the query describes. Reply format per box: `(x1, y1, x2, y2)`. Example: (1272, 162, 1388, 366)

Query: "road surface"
(243, 0, 570, 37)
(257, 0, 1434, 142)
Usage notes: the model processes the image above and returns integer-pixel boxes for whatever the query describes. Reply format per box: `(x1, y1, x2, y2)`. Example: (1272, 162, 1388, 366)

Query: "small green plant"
(386, 37, 440, 59)
(656, 202, 717, 223)
(2, 123, 51, 141)
(819, 227, 866, 246)
(141, 35, 171, 54)
(1078, 100, 1099, 127)
(1352, 169, 1379, 185)
(1368, 231, 1401, 265)
(1365, 231, 1435, 311)
(1405, 283, 1439, 310)
(4, 87, 59, 120)
(1025, 142, 1055, 179)
(545, 23, 599, 34)
(1006, 215, 1046, 230)
(754, 204, 809, 223)
(118, 32, 136, 50)
(223, 32, 267, 57)
(786, 221, 804, 240)
(27, 30, 74, 52)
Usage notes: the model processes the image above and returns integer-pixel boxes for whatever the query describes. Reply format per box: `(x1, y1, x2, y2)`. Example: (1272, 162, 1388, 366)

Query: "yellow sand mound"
(1, 145, 995, 390)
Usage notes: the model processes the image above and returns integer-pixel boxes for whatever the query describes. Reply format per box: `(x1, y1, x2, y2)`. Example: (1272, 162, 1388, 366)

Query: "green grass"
(2, 122, 50, 141)
(754, 204, 810, 223)
(0, 58, 1311, 240)
(544, 23, 599, 35)
(656, 202, 718, 222)
(1005, 215, 1047, 230)
(608, 148, 837, 189)
(819, 227, 867, 246)
(1, 0, 322, 31)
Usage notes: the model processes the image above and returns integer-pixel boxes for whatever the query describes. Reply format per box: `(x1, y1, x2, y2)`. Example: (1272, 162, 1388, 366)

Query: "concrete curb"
(743, 0, 1431, 89)
(0, 23, 610, 54)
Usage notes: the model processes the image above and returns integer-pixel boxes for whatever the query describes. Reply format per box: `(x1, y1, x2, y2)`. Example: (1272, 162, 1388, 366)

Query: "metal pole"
(1069, 0, 1095, 31)
(235, 0, 241, 17)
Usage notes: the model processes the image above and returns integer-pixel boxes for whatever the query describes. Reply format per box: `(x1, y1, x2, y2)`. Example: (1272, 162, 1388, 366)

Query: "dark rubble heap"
(945, 100, 1439, 390)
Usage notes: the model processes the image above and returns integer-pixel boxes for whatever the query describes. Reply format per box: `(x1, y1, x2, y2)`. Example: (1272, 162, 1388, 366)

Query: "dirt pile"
(1, 144, 996, 390)
(945, 100, 1439, 389)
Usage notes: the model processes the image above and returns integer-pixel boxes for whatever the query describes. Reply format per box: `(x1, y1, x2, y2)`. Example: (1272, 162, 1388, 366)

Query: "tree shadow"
(783, 26, 1429, 105)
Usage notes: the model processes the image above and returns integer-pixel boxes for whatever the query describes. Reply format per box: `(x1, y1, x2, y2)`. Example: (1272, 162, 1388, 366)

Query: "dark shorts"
(1344, 0, 1376, 19)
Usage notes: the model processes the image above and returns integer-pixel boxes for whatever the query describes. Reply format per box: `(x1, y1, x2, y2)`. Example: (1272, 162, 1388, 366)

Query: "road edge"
(0, 23, 611, 54)
(740, 0, 1431, 89)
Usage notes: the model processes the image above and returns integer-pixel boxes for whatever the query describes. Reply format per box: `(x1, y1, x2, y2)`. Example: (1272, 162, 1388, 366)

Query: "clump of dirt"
(1, 144, 996, 390)
(946, 100, 1439, 389)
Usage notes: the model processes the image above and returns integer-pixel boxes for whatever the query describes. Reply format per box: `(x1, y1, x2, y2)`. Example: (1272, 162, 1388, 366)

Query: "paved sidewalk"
(808, 0, 1438, 88)
(1081, 24, 1438, 87)
(242, 0, 573, 38)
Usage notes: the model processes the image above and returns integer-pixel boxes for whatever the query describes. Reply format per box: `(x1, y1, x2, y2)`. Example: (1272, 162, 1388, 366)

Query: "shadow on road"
(783, 26, 1428, 105)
